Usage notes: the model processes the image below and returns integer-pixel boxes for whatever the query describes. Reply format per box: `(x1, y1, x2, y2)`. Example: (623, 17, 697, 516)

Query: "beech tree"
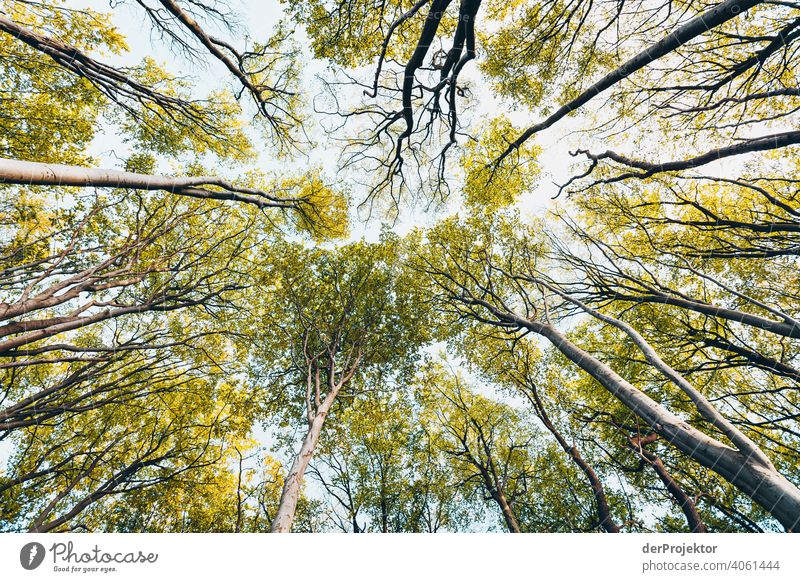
(309, 389, 479, 532)
(422, 371, 535, 533)
(0, 0, 343, 531)
(253, 237, 430, 532)
(419, 212, 800, 531)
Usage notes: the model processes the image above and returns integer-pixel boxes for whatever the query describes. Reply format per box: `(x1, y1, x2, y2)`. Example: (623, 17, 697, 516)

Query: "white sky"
(73, 0, 590, 237)
(54, 0, 752, 234)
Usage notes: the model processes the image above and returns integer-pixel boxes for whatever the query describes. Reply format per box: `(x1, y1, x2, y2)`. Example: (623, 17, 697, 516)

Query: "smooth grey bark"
(0, 15, 194, 117)
(497, 0, 764, 162)
(467, 294, 800, 531)
(578, 131, 800, 177)
(539, 282, 775, 468)
(534, 320, 800, 532)
(0, 157, 298, 209)
(270, 349, 362, 532)
(155, 1, 267, 106)
(611, 290, 800, 339)
(472, 459, 521, 532)
(270, 408, 330, 533)
(494, 486, 521, 533)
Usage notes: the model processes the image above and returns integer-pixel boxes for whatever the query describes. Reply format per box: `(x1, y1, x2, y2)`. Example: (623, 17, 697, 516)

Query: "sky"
(74, 0, 588, 238)
(74, 0, 746, 231)
(44, 0, 749, 233)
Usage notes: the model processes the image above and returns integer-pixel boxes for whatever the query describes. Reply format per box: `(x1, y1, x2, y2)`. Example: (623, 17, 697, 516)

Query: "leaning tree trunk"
(629, 437, 708, 533)
(522, 383, 620, 532)
(497, 0, 764, 161)
(534, 322, 800, 531)
(479, 469, 521, 533)
(566, 445, 620, 533)
(490, 308, 800, 531)
(0, 157, 296, 209)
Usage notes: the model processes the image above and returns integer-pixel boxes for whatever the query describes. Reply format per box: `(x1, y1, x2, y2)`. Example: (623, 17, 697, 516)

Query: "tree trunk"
(567, 445, 620, 533)
(521, 382, 620, 532)
(270, 351, 359, 532)
(715, 461, 800, 532)
(494, 488, 521, 533)
(630, 440, 708, 532)
(498, 0, 763, 160)
(0, 157, 292, 208)
(380, 495, 389, 533)
(270, 412, 328, 533)
(522, 318, 800, 531)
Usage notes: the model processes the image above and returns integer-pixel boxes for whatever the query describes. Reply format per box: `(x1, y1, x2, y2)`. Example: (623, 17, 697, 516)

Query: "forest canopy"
(1, 0, 799, 533)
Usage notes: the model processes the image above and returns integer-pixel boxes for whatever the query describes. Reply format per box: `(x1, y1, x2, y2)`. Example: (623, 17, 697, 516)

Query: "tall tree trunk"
(566, 445, 620, 533)
(521, 382, 620, 532)
(530, 322, 800, 531)
(0, 157, 294, 208)
(270, 346, 361, 532)
(497, 0, 763, 161)
(475, 462, 521, 532)
(270, 411, 328, 533)
(629, 437, 708, 532)
(494, 488, 521, 533)
(486, 306, 800, 531)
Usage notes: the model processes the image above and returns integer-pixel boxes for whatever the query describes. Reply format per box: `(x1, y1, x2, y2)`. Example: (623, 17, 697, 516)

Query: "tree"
(419, 211, 800, 531)
(0, 0, 344, 225)
(309, 388, 478, 532)
(420, 370, 534, 532)
(285, 0, 800, 204)
(468, 342, 623, 533)
(1, 365, 253, 532)
(0, 0, 344, 532)
(252, 236, 431, 532)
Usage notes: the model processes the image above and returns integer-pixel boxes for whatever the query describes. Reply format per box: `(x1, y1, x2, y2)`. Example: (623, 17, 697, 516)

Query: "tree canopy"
(1, 0, 799, 533)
